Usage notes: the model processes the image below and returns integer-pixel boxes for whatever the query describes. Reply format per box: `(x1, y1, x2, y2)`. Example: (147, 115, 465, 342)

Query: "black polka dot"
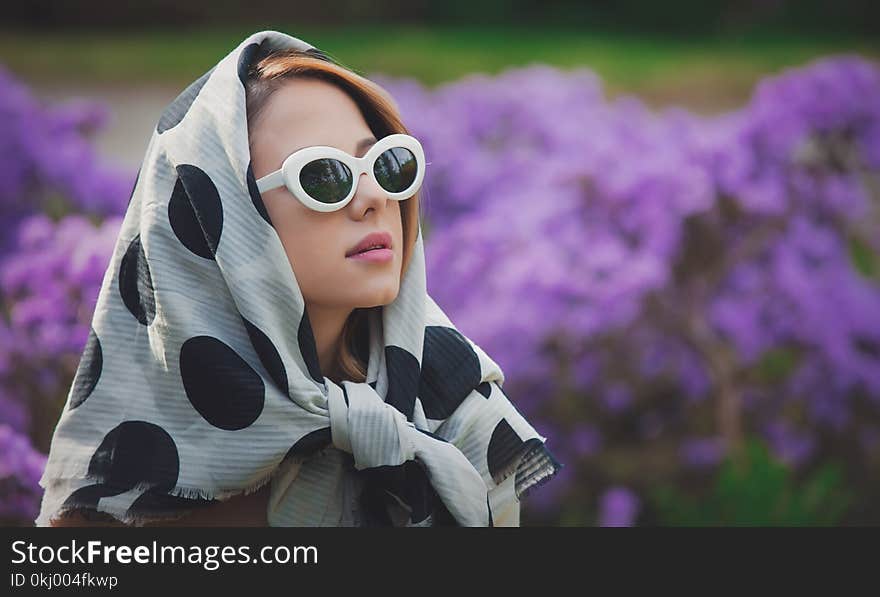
(179, 336, 265, 430)
(69, 326, 102, 410)
(246, 161, 273, 226)
(385, 346, 420, 420)
(418, 326, 482, 419)
(298, 308, 323, 384)
(118, 234, 156, 326)
(242, 316, 288, 397)
(358, 481, 395, 526)
(88, 421, 180, 492)
(168, 177, 212, 259)
(476, 381, 492, 399)
(487, 418, 526, 485)
(156, 66, 215, 134)
(283, 427, 331, 461)
(63, 483, 127, 511)
(360, 460, 434, 525)
(433, 496, 459, 526)
(237, 41, 265, 87)
(173, 164, 223, 257)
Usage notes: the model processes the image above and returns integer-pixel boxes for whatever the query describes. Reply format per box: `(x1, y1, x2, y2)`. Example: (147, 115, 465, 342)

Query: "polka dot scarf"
(35, 30, 564, 527)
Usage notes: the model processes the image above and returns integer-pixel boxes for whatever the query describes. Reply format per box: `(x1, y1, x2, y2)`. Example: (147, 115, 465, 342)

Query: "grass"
(1, 24, 877, 111)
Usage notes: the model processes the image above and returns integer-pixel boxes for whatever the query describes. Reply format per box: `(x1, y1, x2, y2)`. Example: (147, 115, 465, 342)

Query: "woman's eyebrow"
(355, 136, 378, 156)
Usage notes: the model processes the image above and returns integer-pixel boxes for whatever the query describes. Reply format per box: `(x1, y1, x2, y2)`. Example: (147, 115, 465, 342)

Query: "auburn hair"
(243, 46, 422, 384)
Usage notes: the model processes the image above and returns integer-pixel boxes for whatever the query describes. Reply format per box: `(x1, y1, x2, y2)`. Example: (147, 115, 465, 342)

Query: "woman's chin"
(350, 285, 400, 309)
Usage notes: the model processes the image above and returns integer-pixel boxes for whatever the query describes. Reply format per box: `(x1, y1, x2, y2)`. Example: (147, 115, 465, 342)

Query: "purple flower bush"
(375, 54, 880, 524)
(0, 64, 131, 524)
(1, 53, 878, 525)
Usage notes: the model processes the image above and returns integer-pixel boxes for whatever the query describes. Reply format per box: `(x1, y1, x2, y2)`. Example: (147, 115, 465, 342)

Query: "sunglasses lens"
(374, 147, 418, 194)
(300, 158, 353, 204)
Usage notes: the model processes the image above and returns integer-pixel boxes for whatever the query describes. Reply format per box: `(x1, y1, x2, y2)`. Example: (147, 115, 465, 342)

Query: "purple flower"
(1, 51, 878, 524)
(0, 423, 47, 522)
(597, 486, 641, 527)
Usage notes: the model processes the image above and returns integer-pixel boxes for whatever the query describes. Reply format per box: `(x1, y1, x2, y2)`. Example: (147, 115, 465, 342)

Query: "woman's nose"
(349, 172, 389, 216)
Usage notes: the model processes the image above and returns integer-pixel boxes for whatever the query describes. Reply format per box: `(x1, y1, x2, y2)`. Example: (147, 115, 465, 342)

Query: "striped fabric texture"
(35, 29, 564, 527)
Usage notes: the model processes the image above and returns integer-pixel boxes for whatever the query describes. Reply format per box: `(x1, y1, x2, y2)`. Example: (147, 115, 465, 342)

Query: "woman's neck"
(305, 302, 350, 380)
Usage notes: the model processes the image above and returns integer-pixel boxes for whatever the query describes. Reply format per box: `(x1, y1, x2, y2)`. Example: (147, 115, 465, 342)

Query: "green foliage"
(848, 233, 880, 279)
(754, 347, 800, 384)
(649, 436, 854, 525)
(0, 25, 875, 92)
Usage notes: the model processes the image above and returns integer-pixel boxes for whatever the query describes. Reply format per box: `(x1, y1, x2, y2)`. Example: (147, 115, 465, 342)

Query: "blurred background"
(1, 1, 879, 526)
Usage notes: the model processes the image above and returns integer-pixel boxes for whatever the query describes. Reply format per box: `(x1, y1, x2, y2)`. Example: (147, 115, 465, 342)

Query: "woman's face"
(249, 78, 404, 312)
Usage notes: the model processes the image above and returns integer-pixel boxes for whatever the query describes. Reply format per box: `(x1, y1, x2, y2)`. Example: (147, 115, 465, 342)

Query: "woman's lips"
(346, 247, 393, 262)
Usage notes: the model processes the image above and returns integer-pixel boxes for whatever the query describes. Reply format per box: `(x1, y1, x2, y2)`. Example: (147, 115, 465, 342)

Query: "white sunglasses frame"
(255, 133, 426, 213)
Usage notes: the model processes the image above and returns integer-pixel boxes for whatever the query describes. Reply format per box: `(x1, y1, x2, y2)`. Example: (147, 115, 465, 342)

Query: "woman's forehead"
(257, 81, 374, 155)
(264, 79, 359, 123)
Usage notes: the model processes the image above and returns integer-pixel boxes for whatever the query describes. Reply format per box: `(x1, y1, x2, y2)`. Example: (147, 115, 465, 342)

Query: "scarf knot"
(325, 378, 490, 526)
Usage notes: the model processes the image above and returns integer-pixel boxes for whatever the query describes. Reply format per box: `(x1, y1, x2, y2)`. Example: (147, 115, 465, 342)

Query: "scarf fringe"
(47, 502, 190, 528)
(43, 438, 563, 527)
(43, 454, 307, 527)
(513, 439, 565, 501)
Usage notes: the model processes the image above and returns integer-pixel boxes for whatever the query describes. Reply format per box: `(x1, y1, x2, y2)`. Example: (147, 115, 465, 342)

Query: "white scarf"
(35, 29, 563, 527)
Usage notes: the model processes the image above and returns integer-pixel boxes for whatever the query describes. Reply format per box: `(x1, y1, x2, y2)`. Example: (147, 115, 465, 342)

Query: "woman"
(39, 30, 563, 527)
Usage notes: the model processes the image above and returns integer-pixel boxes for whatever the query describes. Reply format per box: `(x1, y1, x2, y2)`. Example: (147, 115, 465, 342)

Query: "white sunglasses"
(255, 133, 426, 213)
